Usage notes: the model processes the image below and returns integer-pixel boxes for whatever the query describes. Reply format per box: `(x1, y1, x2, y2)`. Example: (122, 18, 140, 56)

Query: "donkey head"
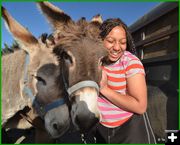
(37, 2, 107, 131)
(2, 6, 70, 138)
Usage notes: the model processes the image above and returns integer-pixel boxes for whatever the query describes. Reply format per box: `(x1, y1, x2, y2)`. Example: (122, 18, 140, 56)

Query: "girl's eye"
(34, 76, 46, 85)
(107, 40, 114, 44)
(120, 39, 127, 44)
(121, 42, 126, 45)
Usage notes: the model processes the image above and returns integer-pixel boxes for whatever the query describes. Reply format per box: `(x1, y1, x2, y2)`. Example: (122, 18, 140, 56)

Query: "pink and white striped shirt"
(98, 51, 145, 128)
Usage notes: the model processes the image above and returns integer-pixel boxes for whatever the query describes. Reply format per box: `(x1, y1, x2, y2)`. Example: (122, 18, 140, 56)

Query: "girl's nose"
(113, 42, 121, 51)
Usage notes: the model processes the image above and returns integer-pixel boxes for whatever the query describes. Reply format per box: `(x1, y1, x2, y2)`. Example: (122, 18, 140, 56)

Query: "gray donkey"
(37, 2, 107, 131)
(2, 6, 70, 142)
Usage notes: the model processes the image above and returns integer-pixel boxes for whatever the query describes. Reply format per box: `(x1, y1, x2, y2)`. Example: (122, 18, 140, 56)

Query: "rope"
(80, 134, 87, 144)
(19, 113, 45, 131)
(143, 113, 151, 144)
(145, 112, 157, 144)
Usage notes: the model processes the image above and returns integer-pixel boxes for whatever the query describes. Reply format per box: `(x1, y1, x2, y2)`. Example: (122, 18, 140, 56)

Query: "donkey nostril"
(53, 123, 58, 130)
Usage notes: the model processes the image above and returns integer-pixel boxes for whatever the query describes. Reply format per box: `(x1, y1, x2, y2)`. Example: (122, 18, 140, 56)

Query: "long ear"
(91, 14, 103, 25)
(2, 6, 38, 53)
(37, 2, 73, 31)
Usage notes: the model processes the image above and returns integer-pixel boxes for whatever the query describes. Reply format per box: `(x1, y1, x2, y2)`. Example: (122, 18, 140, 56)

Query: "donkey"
(37, 2, 107, 131)
(1, 6, 70, 141)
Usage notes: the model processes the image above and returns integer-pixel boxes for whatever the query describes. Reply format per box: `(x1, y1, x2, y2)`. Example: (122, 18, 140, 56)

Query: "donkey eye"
(63, 52, 73, 64)
(34, 76, 46, 85)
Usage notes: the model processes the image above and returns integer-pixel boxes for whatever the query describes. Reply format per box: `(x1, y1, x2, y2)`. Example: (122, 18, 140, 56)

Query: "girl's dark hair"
(99, 18, 136, 55)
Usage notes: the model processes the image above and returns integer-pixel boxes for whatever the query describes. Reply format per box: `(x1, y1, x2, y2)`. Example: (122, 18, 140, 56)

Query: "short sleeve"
(125, 59, 145, 78)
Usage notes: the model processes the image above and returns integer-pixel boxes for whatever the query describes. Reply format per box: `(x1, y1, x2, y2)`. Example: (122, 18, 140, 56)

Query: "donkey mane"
(1, 45, 20, 56)
(2, 49, 17, 56)
(53, 17, 102, 50)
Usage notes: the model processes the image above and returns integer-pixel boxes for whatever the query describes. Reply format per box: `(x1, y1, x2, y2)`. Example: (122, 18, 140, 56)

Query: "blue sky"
(1, 1, 161, 48)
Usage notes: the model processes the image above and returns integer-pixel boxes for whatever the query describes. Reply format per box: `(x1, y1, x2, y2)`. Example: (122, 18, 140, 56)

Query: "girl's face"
(103, 26, 127, 62)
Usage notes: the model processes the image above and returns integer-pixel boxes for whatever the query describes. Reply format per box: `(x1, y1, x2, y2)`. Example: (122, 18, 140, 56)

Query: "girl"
(95, 18, 156, 144)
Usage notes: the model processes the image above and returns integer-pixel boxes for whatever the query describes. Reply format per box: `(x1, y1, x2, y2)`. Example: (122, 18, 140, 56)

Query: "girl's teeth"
(112, 52, 118, 55)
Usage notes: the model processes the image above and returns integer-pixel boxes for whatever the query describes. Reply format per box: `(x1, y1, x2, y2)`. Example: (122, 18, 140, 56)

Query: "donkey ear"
(91, 14, 103, 25)
(2, 6, 38, 54)
(37, 2, 73, 31)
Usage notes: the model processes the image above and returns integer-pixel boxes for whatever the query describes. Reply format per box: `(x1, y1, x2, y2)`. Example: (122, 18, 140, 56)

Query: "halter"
(68, 81, 99, 96)
(22, 54, 66, 118)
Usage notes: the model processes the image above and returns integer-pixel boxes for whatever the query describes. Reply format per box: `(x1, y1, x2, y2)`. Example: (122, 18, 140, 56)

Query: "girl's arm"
(100, 71, 147, 114)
